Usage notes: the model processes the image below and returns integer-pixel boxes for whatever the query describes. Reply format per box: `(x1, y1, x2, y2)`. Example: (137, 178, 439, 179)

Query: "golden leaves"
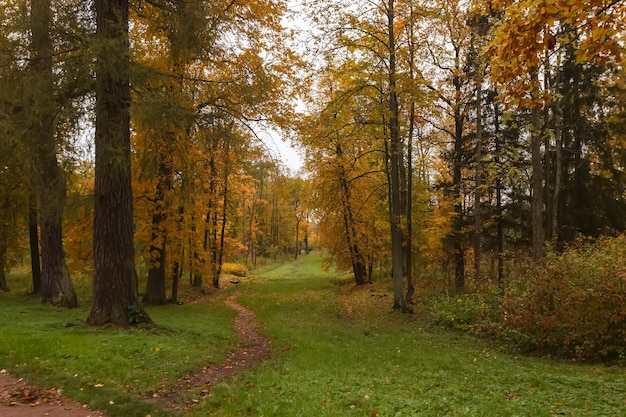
(488, 0, 625, 106)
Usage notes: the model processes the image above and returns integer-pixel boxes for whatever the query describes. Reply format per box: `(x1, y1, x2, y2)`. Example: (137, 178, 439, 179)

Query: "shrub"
(221, 262, 248, 277)
(432, 290, 503, 336)
(502, 236, 626, 361)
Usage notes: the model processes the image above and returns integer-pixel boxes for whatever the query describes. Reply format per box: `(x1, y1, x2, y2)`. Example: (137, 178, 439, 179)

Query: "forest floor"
(0, 292, 270, 417)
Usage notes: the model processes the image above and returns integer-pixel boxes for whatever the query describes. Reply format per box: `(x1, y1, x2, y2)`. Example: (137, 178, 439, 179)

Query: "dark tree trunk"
(88, 0, 150, 326)
(404, 5, 416, 305)
(387, 0, 406, 310)
(336, 143, 368, 286)
(213, 141, 230, 289)
(493, 99, 505, 290)
(144, 157, 171, 305)
(530, 76, 545, 259)
(29, 193, 41, 295)
(0, 246, 8, 291)
(30, 0, 76, 307)
(452, 102, 465, 292)
(473, 77, 483, 287)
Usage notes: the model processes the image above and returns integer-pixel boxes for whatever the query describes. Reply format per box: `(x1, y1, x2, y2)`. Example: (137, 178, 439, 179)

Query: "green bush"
(502, 236, 626, 361)
(432, 290, 503, 336)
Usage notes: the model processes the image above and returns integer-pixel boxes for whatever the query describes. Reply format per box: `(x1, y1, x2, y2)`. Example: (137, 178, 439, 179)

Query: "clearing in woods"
(1, 254, 625, 417)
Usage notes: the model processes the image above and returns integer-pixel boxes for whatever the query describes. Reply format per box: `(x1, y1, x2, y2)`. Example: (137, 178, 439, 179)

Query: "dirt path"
(146, 291, 271, 412)
(0, 291, 271, 417)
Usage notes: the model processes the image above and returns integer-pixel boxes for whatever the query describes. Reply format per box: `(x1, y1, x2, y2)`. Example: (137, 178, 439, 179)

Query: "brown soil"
(0, 371, 105, 417)
(0, 291, 270, 417)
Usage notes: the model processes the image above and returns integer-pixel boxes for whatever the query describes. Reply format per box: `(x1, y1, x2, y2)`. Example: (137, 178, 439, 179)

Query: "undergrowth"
(431, 235, 626, 362)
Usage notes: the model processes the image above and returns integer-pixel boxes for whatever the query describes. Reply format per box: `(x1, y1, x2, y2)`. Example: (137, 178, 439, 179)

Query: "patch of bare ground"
(0, 370, 105, 417)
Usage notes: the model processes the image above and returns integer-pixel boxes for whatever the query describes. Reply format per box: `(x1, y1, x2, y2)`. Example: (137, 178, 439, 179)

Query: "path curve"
(1, 291, 271, 416)
(147, 291, 272, 412)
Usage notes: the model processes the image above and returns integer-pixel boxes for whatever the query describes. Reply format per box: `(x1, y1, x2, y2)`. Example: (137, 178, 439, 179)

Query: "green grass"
(0, 274, 237, 417)
(200, 254, 626, 417)
(2, 256, 625, 417)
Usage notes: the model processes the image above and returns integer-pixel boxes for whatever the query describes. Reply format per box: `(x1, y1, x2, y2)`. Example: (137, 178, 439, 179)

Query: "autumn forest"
(1, 0, 626, 359)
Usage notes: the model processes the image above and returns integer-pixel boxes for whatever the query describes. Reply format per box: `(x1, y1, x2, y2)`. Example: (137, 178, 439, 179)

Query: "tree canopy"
(0, 0, 624, 319)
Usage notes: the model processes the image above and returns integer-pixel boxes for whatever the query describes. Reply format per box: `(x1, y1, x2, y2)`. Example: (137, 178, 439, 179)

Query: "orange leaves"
(489, 0, 625, 106)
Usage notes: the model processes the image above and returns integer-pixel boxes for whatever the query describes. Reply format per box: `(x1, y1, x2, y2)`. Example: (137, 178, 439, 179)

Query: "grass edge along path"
(145, 291, 271, 413)
(2, 254, 626, 416)
(199, 253, 626, 417)
(0, 285, 271, 417)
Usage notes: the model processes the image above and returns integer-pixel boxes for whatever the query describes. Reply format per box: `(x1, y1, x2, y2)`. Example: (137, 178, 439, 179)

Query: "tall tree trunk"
(336, 144, 367, 285)
(530, 72, 545, 259)
(404, 4, 416, 304)
(208, 150, 219, 288)
(387, 0, 406, 310)
(493, 99, 505, 290)
(30, 0, 76, 307)
(29, 192, 41, 295)
(452, 102, 465, 291)
(88, 0, 150, 326)
(404, 108, 414, 303)
(214, 150, 229, 288)
(552, 103, 562, 240)
(144, 156, 171, 305)
(473, 77, 483, 287)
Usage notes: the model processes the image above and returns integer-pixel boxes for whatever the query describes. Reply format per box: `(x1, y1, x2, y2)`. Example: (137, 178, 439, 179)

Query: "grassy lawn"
(0, 274, 237, 417)
(1, 255, 625, 417)
(202, 254, 626, 417)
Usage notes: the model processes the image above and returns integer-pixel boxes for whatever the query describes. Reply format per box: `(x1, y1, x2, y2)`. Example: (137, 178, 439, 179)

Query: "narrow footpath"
(0, 291, 271, 417)
(146, 291, 271, 412)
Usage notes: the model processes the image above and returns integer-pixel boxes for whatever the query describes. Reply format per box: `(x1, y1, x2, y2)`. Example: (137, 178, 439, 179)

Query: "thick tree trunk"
(30, 0, 76, 307)
(88, 0, 150, 326)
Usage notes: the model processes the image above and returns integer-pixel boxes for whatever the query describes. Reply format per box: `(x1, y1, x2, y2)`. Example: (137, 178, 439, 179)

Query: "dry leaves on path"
(0, 370, 105, 417)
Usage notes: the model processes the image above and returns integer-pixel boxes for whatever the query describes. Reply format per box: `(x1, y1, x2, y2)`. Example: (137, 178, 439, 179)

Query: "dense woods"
(0, 0, 625, 358)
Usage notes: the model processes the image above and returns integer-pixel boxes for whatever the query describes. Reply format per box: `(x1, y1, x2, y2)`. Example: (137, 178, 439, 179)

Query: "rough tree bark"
(87, 0, 150, 326)
(30, 0, 76, 307)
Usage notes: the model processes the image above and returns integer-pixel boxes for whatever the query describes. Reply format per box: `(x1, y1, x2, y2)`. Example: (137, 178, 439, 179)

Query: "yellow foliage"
(221, 263, 249, 277)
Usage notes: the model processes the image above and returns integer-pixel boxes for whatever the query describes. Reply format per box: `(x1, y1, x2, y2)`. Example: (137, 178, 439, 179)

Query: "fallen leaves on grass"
(0, 383, 64, 406)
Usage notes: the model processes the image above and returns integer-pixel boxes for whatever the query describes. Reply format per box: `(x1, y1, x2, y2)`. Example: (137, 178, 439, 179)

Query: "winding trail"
(0, 291, 271, 416)
(147, 291, 272, 412)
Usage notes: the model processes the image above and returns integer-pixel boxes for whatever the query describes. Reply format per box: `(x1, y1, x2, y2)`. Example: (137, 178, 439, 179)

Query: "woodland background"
(1, 0, 625, 360)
